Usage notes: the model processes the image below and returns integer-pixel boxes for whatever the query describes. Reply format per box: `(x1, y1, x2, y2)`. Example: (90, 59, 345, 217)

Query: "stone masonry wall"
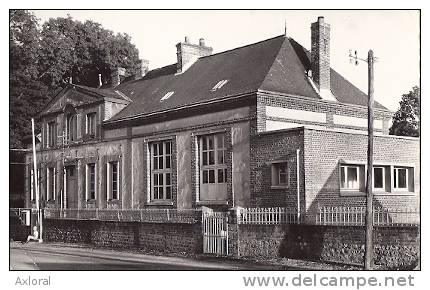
(43, 219, 203, 255)
(235, 224, 420, 270)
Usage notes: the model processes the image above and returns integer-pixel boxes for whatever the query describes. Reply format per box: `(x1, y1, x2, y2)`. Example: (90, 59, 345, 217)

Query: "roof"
(41, 35, 388, 121)
(107, 35, 387, 122)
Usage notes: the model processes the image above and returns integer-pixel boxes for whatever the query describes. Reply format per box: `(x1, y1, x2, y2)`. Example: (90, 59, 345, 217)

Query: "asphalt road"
(10, 242, 279, 271)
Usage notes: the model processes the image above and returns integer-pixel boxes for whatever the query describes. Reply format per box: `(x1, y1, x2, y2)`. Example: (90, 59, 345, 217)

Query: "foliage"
(389, 86, 420, 137)
(10, 10, 141, 148)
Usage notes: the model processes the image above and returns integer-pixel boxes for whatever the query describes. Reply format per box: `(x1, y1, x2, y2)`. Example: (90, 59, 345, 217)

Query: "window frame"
(66, 113, 78, 142)
(107, 161, 120, 201)
(46, 167, 56, 201)
(393, 166, 409, 191)
(47, 121, 57, 148)
(85, 112, 97, 138)
(85, 163, 96, 200)
(271, 161, 289, 188)
(340, 164, 361, 191)
(150, 140, 173, 201)
(199, 133, 228, 185)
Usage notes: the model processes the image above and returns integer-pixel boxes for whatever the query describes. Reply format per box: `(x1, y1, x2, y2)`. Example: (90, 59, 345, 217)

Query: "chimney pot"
(185, 36, 190, 43)
(318, 16, 324, 23)
(176, 37, 213, 74)
(98, 74, 102, 88)
(199, 38, 205, 46)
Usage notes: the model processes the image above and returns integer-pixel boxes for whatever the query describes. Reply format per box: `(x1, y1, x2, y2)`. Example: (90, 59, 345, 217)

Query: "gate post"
(227, 206, 242, 257)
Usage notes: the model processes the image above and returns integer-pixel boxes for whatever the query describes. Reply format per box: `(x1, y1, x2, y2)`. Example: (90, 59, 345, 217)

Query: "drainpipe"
(296, 149, 301, 223)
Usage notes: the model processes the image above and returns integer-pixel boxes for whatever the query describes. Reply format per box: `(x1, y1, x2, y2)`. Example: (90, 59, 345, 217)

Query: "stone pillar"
(122, 140, 132, 209)
(132, 138, 144, 208)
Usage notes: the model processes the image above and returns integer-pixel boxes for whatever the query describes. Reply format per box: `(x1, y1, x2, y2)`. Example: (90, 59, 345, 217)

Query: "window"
(200, 134, 227, 184)
(340, 165, 360, 190)
(271, 162, 289, 187)
(198, 133, 228, 201)
(211, 80, 229, 91)
(67, 114, 77, 142)
(160, 91, 174, 102)
(86, 113, 96, 137)
(150, 141, 172, 200)
(373, 167, 385, 190)
(107, 161, 119, 200)
(47, 167, 55, 201)
(86, 163, 96, 200)
(47, 122, 57, 148)
(394, 167, 408, 190)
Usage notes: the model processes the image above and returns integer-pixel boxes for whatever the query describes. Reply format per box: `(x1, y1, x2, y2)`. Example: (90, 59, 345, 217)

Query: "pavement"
(10, 241, 289, 271)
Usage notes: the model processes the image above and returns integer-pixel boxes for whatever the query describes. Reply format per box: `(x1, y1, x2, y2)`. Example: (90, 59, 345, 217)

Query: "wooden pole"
(364, 50, 374, 270)
(31, 118, 42, 242)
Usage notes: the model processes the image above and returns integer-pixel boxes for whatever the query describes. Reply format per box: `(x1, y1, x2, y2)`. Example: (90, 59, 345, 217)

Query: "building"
(24, 17, 419, 222)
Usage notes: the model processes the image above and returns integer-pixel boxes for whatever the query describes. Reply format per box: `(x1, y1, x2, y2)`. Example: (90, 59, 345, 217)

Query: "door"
(65, 165, 78, 209)
(202, 211, 229, 255)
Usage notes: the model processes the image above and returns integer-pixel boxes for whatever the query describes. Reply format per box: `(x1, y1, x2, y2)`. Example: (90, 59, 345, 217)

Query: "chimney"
(134, 59, 149, 80)
(98, 74, 102, 88)
(176, 36, 213, 73)
(311, 16, 331, 96)
(110, 67, 126, 87)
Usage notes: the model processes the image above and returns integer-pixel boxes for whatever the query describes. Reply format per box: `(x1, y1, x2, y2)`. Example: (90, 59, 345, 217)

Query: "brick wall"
(43, 219, 203, 255)
(249, 128, 304, 208)
(303, 128, 420, 217)
(235, 224, 420, 270)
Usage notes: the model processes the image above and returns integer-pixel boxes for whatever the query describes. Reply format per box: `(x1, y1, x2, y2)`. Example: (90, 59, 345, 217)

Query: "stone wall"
(43, 219, 202, 255)
(235, 223, 420, 270)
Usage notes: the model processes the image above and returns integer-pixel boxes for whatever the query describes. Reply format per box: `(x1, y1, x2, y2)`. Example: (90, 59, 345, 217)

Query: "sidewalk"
(10, 241, 354, 270)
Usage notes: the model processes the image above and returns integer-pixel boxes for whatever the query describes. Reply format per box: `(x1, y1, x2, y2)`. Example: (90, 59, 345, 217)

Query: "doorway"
(65, 165, 78, 209)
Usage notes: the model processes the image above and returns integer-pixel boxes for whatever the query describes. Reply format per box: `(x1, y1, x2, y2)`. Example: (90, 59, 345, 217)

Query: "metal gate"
(202, 211, 229, 255)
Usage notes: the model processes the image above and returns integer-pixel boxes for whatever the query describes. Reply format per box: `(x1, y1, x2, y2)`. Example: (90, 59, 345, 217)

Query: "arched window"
(67, 113, 77, 142)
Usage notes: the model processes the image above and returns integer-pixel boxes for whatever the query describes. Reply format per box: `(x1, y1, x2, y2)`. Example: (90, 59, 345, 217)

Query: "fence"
(316, 206, 420, 226)
(43, 208, 200, 224)
(238, 207, 299, 224)
(237, 206, 419, 226)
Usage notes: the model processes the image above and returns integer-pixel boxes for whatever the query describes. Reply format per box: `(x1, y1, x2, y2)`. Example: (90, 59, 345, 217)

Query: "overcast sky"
(31, 10, 420, 111)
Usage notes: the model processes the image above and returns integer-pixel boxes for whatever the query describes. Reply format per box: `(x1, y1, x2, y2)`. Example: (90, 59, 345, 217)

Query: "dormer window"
(66, 114, 77, 142)
(86, 112, 96, 138)
(161, 91, 174, 102)
(211, 80, 229, 92)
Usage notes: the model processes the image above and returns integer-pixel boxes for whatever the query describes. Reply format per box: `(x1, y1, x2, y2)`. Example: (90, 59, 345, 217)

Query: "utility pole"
(31, 118, 42, 242)
(349, 49, 376, 270)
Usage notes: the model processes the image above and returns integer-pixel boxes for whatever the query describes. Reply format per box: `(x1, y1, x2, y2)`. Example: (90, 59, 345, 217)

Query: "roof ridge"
(198, 34, 286, 60)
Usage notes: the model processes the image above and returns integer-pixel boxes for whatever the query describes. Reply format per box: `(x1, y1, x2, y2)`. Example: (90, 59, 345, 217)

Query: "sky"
(30, 10, 420, 111)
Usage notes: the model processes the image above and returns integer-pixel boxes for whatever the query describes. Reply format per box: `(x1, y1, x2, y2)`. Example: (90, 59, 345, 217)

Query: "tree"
(389, 86, 420, 137)
(39, 16, 140, 89)
(10, 11, 141, 148)
(10, 10, 49, 148)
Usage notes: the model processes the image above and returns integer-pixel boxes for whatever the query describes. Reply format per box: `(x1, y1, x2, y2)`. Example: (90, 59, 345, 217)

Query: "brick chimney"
(110, 67, 126, 87)
(134, 59, 149, 80)
(311, 16, 331, 97)
(176, 36, 213, 74)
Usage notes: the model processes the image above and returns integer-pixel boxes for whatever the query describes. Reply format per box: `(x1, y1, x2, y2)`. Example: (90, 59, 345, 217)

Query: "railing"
(237, 206, 420, 226)
(238, 207, 299, 224)
(44, 208, 200, 224)
(316, 206, 420, 226)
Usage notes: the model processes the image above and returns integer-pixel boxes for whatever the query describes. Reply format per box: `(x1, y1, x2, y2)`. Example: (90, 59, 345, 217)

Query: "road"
(10, 242, 280, 270)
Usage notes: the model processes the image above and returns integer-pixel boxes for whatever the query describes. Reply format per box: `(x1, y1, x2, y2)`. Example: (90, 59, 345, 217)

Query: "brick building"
(24, 17, 419, 221)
